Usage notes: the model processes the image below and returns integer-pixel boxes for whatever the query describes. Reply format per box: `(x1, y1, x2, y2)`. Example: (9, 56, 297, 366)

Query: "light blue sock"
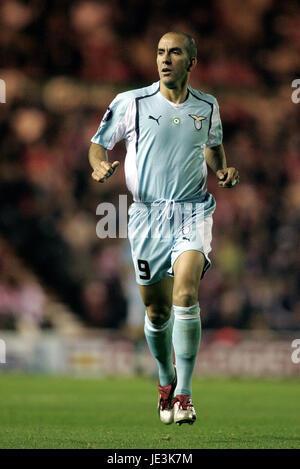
(172, 303, 201, 396)
(144, 313, 175, 386)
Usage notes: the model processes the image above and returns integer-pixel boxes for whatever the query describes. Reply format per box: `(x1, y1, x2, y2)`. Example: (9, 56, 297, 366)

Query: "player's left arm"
(205, 144, 239, 188)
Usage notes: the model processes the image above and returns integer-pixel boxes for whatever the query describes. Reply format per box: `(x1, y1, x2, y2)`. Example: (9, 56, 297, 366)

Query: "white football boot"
(172, 394, 196, 426)
(157, 369, 177, 425)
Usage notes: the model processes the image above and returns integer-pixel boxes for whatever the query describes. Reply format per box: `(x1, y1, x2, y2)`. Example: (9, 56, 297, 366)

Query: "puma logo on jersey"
(148, 115, 162, 125)
(189, 114, 206, 130)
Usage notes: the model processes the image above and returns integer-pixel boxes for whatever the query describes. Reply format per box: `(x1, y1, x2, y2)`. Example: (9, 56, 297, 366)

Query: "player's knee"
(173, 288, 198, 307)
(146, 304, 171, 326)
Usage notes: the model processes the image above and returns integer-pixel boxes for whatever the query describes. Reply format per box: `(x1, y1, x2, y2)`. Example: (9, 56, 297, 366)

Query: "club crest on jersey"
(189, 114, 206, 130)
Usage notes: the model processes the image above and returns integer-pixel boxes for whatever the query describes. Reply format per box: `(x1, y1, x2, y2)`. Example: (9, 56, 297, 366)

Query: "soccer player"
(89, 31, 239, 425)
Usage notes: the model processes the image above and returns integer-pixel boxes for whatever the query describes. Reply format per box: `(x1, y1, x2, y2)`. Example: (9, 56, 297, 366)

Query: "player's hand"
(91, 160, 120, 183)
(216, 167, 239, 188)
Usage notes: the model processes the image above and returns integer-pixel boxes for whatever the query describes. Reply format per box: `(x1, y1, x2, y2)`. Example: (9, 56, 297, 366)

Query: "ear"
(187, 57, 197, 72)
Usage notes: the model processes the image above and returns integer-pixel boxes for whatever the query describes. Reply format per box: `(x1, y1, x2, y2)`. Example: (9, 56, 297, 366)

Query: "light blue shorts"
(128, 194, 216, 285)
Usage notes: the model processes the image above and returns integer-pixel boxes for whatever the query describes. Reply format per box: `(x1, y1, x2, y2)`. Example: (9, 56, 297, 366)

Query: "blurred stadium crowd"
(0, 0, 299, 332)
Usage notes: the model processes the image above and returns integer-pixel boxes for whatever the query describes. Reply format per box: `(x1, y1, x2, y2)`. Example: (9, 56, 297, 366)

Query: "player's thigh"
(138, 276, 174, 324)
(173, 250, 205, 306)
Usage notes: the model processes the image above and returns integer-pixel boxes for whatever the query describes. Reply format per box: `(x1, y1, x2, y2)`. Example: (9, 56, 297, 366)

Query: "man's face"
(157, 33, 192, 89)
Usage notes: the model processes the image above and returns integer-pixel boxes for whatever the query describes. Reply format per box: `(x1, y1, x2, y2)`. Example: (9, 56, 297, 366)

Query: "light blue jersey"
(91, 81, 223, 207)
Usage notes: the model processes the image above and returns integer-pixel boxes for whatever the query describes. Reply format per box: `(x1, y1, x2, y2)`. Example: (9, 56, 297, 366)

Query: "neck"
(159, 80, 189, 104)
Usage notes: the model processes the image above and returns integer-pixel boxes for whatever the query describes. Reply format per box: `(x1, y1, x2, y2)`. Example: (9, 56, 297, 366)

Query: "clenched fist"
(91, 160, 120, 183)
(216, 167, 239, 188)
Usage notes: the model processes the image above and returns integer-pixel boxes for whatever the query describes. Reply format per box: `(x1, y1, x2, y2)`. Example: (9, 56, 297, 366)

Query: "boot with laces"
(157, 369, 177, 425)
(172, 394, 196, 426)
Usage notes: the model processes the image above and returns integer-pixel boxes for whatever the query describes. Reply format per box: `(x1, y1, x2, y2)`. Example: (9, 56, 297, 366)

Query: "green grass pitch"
(0, 374, 299, 449)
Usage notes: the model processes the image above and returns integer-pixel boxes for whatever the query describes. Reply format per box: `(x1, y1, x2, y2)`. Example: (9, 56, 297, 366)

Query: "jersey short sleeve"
(205, 98, 223, 147)
(91, 93, 134, 150)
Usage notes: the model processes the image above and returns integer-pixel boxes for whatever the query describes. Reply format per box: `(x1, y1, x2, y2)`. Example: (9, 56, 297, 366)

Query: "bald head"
(159, 31, 197, 60)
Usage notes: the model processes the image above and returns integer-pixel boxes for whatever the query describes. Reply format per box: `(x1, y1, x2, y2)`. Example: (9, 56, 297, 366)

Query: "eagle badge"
(189, 114, 206, 130)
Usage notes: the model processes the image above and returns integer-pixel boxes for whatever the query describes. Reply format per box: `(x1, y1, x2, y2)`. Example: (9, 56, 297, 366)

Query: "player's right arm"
(88, 142, 120, 183)
(89, 92, 133, 182)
